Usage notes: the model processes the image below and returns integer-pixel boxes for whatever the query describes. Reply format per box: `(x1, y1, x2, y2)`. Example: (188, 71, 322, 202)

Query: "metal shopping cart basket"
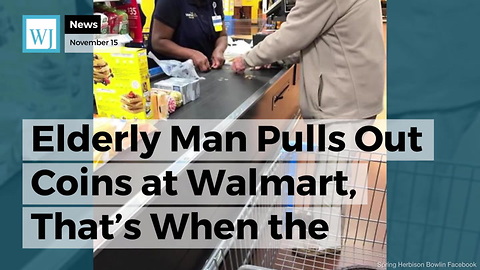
(202, 148, 387, 270)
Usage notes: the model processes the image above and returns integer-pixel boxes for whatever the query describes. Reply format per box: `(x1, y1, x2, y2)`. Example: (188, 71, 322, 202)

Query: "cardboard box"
(151, 89, 169, 120)
(153, 77, 200, 105)
(93, 47, 153, 119)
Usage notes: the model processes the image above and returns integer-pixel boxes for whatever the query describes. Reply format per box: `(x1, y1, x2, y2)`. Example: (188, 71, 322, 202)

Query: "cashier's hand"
(190, 50, 211, 72)
(211, 49, 225, 69)
(231, 57, 247, 74)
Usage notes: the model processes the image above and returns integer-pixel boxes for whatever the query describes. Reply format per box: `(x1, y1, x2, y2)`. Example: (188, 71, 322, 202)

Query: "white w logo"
(29, 29, 53, 49)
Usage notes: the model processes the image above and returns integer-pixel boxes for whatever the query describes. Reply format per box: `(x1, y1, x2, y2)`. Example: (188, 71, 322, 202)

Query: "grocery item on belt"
(153, 77, 200, 105)
(121, 91, 144, 114)
(93, 54, 113, 85)
(167, 96, 176, 113)
(168, 90, 183, 107)
(94, 47, 153, 119)
(151, 89, 169, 120)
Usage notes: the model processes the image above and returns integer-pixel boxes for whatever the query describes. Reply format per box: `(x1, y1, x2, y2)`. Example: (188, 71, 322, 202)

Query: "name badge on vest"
(212, 15, 222, 32)
(212, 2, 222, 32)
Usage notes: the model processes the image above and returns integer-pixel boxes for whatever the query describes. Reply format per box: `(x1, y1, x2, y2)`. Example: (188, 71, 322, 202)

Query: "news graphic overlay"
(22, 119, 433, 250)
(64, 15, 126, 53)
(22, 15, 60, 53)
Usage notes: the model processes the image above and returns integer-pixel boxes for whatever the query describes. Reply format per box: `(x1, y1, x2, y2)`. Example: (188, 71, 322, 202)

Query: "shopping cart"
(202, 149, 387, 270)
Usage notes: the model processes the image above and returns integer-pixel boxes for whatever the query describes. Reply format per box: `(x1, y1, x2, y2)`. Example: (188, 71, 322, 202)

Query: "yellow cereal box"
(93, 47, 153, 119)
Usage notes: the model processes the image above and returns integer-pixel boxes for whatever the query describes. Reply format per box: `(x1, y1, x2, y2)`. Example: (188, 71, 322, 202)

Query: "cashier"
(231, 0, 385, 119)
(147, 0, 227, 72)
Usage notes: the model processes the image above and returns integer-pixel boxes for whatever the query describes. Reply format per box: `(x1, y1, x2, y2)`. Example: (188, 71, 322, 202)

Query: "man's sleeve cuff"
(244, 51, 261, 67)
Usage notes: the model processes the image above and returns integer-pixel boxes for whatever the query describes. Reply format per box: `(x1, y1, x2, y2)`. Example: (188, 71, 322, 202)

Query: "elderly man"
(232, 0, 385, 257)
(232, 0, 385, 119)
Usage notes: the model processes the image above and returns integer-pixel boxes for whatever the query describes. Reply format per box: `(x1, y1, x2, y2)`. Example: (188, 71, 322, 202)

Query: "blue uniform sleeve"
(154, 0, 181, 29)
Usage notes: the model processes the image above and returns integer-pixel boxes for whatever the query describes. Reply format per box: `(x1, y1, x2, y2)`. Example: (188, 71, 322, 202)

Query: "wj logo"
(22, 15, 60, 53)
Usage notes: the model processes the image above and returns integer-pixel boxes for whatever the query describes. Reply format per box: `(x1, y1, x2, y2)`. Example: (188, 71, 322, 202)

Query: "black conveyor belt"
(169, 67, 284, 120)
(94, 67, 288, 270)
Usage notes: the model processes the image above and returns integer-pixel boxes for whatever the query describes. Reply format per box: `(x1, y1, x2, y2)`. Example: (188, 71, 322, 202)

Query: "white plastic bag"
(148, 51, 204, 80)
(224, 39, 253, 64)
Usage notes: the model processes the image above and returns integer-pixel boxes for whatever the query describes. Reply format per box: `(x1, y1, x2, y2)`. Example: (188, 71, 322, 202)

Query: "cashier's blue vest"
(148, 0, 221, 66)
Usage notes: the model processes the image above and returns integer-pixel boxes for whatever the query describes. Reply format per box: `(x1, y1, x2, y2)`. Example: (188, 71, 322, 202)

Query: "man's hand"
(211, 49, 225, 69)
(189, 50, 211, 72)
(231, 57, 247, 74)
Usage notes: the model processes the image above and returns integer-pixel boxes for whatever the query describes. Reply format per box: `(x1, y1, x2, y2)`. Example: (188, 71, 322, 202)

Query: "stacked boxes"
(93, 47, 153, 119)
(153, 77, 200, 105)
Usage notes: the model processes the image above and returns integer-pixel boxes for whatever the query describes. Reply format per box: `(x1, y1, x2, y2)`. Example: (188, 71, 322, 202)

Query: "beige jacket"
(245, 0, 385, 119)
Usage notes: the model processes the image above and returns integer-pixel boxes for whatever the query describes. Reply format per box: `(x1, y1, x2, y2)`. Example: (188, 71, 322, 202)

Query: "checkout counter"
(93, 64, 301, 270)
(165, 65, 300, 121)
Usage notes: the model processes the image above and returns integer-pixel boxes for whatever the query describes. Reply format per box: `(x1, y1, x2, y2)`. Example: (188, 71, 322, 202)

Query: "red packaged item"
(113, 0, 143, 43)
(104, 11, 120, 34)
